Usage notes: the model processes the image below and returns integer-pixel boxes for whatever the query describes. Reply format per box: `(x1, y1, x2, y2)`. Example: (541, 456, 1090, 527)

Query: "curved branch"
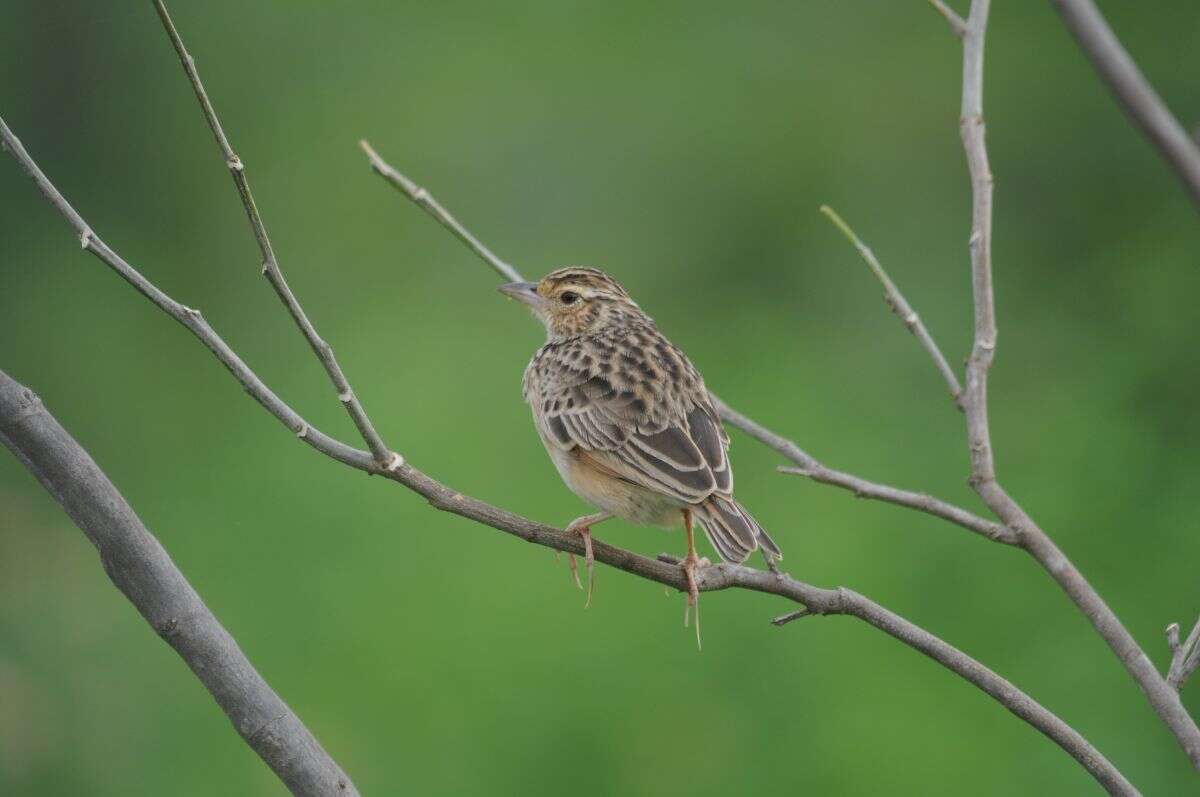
(0, 369, 359, 797)
(1049, 0, 1200, 209)
(0, 115, 1136, 796)
(946, 0, 1200, 767)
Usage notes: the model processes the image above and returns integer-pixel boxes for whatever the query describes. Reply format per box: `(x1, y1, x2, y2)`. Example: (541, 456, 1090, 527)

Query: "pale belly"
(541, 436, 682, 528)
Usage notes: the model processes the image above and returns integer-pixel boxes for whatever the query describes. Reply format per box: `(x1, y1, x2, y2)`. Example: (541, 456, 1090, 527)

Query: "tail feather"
(693, 496, 782, 564)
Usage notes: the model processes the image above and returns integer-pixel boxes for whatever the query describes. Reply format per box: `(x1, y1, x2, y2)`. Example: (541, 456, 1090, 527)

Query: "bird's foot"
(681, 551, 710, 650)
(564, 516, 597, 608)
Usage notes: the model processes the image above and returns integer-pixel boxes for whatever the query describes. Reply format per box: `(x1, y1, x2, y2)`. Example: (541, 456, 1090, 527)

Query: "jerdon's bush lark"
(500, 267, 782, 643)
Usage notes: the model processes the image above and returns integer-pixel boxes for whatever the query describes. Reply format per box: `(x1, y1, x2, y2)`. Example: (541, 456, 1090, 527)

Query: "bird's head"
(499, 267, 645, 339)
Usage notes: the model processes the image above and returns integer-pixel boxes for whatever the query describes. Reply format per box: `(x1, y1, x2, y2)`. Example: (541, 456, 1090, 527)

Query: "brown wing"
(526, 325, 733, 504)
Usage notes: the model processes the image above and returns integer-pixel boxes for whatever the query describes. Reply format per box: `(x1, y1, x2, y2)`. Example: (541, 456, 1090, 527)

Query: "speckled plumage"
(508, 267, 782, 565)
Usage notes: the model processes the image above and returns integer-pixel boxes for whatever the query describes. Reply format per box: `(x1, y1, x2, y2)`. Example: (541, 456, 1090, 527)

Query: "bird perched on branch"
(500, 267, 782, 643)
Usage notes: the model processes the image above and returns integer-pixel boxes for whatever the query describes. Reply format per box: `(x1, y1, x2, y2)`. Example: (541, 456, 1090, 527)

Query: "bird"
(499, 267, 782, 641)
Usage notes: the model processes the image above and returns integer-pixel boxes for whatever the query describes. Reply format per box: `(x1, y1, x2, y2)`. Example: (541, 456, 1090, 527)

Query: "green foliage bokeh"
(2, 2, 1198, 794)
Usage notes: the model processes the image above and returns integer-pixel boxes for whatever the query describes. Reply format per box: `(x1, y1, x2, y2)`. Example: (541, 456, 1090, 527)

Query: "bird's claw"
(681, 552, 708, 650)
(564, 519, 596, 608)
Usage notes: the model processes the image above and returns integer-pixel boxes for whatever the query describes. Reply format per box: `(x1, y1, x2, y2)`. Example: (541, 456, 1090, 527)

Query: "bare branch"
(0, 117, 369, 473)
(357, 141, 1013, 545)
(928, 0, 967, 37)
(771, 608, 813, 626)
(0, 369, 359, 797)
(710, 398, 1014, 544)
(0, 116, 1137, 797)
(359, 139, 523, 283)
(151, 0, 399, 470)
(1049, 0, 1200, 209)
(819, 205, 963, 403)
(1167, 617, 1200, 691)
(947, 0, 1200, 767)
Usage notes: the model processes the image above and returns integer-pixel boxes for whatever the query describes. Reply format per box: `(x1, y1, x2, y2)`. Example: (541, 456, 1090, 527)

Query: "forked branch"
(358, 138, 1015, 546)
(944, 0, 1200, 767)
(151, 0, 400, 471)
(0, 56, 1135, 797)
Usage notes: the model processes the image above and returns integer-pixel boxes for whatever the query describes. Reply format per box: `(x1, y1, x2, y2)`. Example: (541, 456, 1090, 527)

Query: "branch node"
(384, 451, 405, 471)
(337, 389, 353, 404)
(771, 608, 813, 626)
(226, 157, 244, 173)
(1167, 622, 1182, 654)
(79, 228, 93, 249)
(295, 423, 309, 439)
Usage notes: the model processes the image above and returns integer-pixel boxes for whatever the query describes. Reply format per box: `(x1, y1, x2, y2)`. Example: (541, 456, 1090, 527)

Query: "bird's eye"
(560, 291, 579, 305)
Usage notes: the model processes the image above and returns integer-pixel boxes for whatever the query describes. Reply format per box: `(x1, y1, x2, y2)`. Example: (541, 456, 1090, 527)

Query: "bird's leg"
(564, 512, 611, 608)
(681, 508, 706, 650)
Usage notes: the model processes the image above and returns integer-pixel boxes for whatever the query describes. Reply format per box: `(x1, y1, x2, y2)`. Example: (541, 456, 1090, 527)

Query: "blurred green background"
(2, 2, 1198, 794)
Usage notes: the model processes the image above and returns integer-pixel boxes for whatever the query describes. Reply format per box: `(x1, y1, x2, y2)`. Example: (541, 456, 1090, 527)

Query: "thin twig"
(151, 0, 400, 470)
(359, 139, 522, 283)
(0, 115, 1137, 797)
(819, 205, 963, 403)
(710, 397, 1013, 544)
(1167, 617, 1200, 690)
(0, 370, 359, 797)
(357, 141, 1013, 546)
(771, 608, 813, 626)
(945, 0, 1200, 768)
(928, 0, 967, 37)
(1049, 0, 1200, 209)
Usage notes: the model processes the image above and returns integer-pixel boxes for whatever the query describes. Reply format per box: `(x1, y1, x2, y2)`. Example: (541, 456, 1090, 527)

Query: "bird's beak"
(498, 281, 546, 308)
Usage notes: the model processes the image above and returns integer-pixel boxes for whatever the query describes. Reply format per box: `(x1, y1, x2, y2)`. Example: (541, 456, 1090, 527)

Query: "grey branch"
(0, 118, 1137, 797)
(1167, 618, 1200, 691)
(945, 0, 1200, 768)
(357, 141, 1013, 546)
(359, 139, 523, 284)
(151, 0, 399, 470)
(819, 205, 963, 403)
(715, 401, 1015, 545)
(928, 0, 967, 38)
(0, 370, 359, 797)
(1050, 0, 1200, 209)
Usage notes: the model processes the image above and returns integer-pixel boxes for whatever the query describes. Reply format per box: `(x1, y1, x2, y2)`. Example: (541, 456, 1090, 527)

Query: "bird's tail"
(693, 495, 783, 564)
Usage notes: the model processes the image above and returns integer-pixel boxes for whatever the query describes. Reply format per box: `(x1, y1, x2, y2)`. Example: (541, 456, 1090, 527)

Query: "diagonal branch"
(711, 397, 1014, 545)
(0, 369, 359, 797)
(1049, 0, 1200, 209)
(943, 0, 1200, 768)
(928, 0, 967, 37)
(151, 0, 400, 470)
(356, 140, 1013, 546)
(819, 205, 963, 403)
(359, 139, 522, 283)
(0, 115, 1136, 797)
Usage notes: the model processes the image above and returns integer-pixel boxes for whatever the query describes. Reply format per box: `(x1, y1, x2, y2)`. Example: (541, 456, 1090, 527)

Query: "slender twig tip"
(927, 0, 967, 37)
